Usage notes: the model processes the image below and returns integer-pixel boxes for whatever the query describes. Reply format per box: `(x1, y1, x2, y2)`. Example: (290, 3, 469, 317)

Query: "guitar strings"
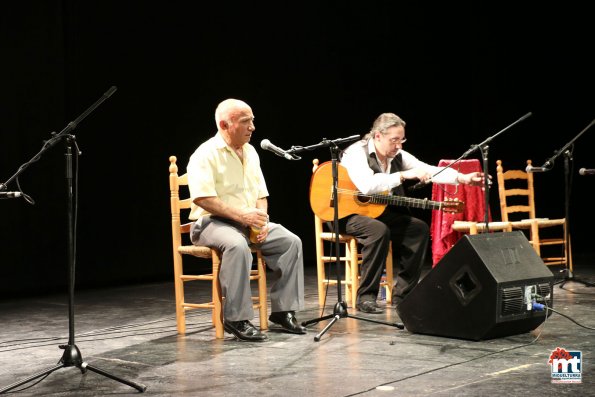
(333, 188, 438, 207)
(332, 187, 461, 210)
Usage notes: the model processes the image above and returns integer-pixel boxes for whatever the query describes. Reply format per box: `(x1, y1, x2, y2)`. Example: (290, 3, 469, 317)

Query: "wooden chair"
(496, 159, 572, 269)
(169, 155, 268, 338)
(310, 159, 394, 308)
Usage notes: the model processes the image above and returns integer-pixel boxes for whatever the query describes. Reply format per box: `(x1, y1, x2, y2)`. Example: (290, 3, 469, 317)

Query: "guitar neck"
(370, 193, 444, 211)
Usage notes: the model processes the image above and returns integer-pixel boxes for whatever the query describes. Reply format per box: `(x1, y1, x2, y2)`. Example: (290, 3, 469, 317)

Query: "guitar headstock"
(442, 198, 465, 213)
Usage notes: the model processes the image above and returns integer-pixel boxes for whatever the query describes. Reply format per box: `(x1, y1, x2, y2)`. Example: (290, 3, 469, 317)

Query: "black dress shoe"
(224, 320, 269, 342)
(268, 311, 307, 334)
(356, 300, 384, 314)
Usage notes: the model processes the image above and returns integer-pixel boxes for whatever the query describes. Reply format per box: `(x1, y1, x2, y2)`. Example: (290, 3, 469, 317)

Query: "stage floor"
(1, 259, 593, 396)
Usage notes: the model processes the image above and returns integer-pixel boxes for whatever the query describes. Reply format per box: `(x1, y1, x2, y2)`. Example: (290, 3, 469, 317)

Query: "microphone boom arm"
(538, 118, 595, 169)
(418, 112, 533, 186)
(1, 86, 118, 193)
(286, 135, 361, 155)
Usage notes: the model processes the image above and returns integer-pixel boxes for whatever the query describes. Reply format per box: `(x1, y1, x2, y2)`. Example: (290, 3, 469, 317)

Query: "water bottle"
(378, 271, 387, 301)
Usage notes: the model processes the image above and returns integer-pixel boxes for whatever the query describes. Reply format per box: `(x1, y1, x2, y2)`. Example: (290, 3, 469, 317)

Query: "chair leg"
(565, 227, 573, 274)
(344, 251, 352, 307)
(211, 250, 224, 339)
(529, 221, 541, 256)
(256, 251, 268, 330)
(173, 252, 186, 335)
(316, 264, 327, 307)
(348, 239, 359, 308)
(315, 239, 327, 307)
(469, 223, 478, 235)
(384, 243, 394, 305)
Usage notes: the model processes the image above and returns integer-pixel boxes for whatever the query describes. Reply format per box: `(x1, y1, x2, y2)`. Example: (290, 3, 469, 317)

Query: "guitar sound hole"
(356, 193, 371, 204)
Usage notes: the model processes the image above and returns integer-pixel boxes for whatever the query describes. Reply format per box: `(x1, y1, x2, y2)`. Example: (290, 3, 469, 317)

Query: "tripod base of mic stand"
(0, 344, 147, 394)
(302, 301, 404, 342)
(558, 269, 595, 288)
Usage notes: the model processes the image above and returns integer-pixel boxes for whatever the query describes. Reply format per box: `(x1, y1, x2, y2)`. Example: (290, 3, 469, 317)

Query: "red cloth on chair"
(430, 159, 491, 267)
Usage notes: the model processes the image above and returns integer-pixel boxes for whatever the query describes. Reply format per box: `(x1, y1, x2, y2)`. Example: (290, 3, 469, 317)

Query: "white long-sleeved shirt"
(340, 139, 460, 195)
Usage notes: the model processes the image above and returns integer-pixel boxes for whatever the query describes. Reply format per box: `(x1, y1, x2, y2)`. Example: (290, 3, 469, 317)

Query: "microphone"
(525, 165, 549, 173)
(409, 178, 432, 191)
(260, 139, 296, 160)
(104, 85, 117, 98)
(579, 168, 595, 176)
(0, 191, 22, 198)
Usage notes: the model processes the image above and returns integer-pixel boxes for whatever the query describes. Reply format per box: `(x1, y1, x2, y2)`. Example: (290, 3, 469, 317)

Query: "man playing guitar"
(334, 113, 487, 315)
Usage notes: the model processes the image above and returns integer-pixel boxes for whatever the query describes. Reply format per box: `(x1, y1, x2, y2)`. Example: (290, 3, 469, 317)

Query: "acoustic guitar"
(310, 161, 464, 221)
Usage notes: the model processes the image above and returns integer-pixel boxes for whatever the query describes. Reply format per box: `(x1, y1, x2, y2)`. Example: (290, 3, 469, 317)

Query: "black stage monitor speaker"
(398, 231, 554, 341)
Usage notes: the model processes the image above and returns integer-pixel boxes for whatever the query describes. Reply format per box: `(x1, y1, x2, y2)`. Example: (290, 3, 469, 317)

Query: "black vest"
(364, 145, 405, 197)
(363, 145, 409, 216)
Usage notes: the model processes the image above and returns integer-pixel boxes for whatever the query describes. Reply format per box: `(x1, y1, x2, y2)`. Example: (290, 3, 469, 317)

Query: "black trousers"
(339, 209, 429, 304)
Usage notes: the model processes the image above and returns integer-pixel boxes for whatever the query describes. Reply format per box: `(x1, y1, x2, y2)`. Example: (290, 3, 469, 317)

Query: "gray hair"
(363, 113, 406, 140)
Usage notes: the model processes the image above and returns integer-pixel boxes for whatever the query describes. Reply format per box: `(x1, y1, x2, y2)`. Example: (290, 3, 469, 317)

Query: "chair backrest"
(495, 158, 570, 268)
(169, 156, 201, 251)
(496, 159, 537, 222)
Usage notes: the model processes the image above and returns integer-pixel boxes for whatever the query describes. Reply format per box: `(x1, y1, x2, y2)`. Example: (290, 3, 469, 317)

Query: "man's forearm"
(194, 197, 244, 224)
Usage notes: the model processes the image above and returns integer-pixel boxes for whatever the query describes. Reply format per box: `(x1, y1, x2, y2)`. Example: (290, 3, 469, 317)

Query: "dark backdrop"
(1, 1, 593, 297)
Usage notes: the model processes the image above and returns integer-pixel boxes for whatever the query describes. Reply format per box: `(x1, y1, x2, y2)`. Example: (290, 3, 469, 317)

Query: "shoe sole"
(356, 306, 384, 314)
(223, 325, 269, 342)
(268, 319, 307, 334)
(268, 324, 307, 334)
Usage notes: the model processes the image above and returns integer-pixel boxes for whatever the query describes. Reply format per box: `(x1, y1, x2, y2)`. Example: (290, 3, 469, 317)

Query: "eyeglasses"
(387, 137, 407, 144)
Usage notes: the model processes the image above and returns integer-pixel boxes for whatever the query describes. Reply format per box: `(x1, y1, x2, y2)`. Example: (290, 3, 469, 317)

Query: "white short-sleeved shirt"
(186, 133, 269, 220)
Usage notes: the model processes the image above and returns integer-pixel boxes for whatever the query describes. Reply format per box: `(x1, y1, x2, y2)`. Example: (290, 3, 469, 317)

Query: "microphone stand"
(0, 87, 147, 394)
(290, 136, 404, 342)
(420, 112, 533, 230)
(536, 119, 595, 288)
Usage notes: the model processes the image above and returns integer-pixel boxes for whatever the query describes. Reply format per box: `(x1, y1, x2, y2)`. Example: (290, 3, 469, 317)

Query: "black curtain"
(1, 1, 593, 297)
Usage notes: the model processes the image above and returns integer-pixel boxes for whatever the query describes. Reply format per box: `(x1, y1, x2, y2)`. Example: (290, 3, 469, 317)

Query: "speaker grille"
(501, 286, 524, 315)
(537, 282, 553, 307)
